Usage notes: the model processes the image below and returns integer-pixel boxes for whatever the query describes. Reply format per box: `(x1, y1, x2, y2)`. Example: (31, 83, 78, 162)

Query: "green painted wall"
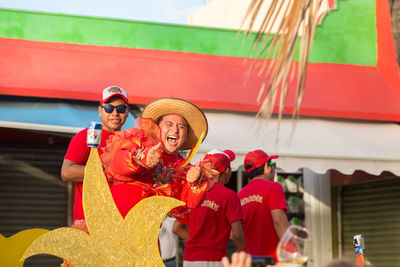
(310, 0, 376, 65)
(0, 0, 376, 65)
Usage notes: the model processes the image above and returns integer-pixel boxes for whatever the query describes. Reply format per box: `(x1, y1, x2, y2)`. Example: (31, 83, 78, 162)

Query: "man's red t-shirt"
(181, 182, 243, 261)
(64, 128, 112, 222)
(238, 179, 287, 260)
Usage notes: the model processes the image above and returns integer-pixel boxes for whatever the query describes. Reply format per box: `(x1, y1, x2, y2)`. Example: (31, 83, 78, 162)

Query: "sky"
(0, 0, 205, 24)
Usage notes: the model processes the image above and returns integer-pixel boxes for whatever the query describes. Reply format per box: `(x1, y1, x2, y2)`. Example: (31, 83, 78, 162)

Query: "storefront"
(332, 173, 400, 267)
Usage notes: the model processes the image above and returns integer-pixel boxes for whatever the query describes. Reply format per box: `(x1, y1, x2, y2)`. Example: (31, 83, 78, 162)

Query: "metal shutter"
(0, 142, 69, 266)
(341, 178, 400, 267)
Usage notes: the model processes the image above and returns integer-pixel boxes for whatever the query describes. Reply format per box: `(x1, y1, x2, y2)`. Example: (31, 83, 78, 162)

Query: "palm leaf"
(242, 0, 324, 122)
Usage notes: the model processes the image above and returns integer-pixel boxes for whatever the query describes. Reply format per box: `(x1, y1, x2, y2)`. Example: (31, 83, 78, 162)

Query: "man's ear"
(221, 169, 228, 180)
(264, 164, 270, 173)
(98, 105, 102, 117)
(221, 167, 231, 184)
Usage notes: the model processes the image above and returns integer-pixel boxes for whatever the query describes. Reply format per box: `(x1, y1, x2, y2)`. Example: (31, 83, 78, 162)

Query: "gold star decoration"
(21, 148, 185, 266)
(0, 229, 49, 266)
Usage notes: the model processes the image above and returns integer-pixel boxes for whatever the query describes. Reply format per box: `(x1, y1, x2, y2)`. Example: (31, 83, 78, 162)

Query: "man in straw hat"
(101, 97, 209, 217)
(173, 149, 245, 267)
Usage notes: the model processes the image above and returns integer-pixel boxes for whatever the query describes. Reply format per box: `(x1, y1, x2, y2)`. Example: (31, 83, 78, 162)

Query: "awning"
(2, 100, 398, 175)
(193, 112, 400, 176)
(0, 99, 136, 134)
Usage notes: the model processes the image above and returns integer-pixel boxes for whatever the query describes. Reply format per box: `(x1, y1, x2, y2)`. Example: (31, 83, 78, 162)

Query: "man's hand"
(186, 160, 201, 183)
(146, 142, 162, 168)
(221, 252, 252, 267)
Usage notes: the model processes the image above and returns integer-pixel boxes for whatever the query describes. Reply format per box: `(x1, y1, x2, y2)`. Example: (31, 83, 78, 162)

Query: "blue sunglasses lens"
(103, 104, 127, 114)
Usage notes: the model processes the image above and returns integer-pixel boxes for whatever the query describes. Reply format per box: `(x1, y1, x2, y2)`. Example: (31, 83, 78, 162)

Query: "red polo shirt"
(64, 128, 112, 222)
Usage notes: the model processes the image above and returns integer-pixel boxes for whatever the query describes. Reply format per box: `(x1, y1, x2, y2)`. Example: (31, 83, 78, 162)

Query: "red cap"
(101, 85, 128, 103)
(203, 149, 235, 173)
(244, 150, 279, 173)
(223, 149, 236, 162)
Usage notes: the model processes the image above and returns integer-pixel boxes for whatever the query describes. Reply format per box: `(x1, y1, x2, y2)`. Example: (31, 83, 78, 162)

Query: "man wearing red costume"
(173, 149, 245, 267)
(101, 97, 209, 218)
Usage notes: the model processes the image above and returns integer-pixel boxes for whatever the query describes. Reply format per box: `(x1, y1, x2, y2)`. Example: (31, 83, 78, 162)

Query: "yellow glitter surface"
(0, 229, 49, 266)
(21, 148, 185, 266)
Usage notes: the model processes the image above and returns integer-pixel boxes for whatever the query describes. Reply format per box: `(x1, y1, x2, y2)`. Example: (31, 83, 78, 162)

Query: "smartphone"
(251, 256, 275, 267)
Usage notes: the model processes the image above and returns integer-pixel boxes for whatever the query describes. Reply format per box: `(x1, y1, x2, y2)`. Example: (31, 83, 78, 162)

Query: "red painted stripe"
(375, 0, 400, 100)
(0, 36, 399, 122)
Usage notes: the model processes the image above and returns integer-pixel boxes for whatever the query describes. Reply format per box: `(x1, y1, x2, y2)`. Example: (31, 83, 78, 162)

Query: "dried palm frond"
(241, 0, 324, 122)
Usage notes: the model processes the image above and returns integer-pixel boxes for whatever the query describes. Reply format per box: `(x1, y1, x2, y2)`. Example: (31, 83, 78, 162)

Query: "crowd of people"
(60, 85, 361, 267)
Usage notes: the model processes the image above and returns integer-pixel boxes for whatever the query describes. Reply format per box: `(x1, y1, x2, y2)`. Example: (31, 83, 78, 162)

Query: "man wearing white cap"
(173, 149, 245, 267)
(61, 85, 130, 227)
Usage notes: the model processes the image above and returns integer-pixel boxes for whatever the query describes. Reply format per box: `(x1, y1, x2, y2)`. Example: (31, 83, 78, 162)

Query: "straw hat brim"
(142, 98, 208, 150)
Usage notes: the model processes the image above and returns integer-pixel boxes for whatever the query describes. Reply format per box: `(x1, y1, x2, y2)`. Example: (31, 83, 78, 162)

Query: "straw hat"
(142, 98, 208, 150)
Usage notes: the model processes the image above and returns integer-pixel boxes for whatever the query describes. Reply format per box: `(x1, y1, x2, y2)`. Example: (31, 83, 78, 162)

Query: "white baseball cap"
(101, 85, 128, 103)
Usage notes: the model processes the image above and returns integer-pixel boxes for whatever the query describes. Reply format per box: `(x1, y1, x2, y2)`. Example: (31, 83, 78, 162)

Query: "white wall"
(188, 0, 281, 31)
(188, 0, 332, 33)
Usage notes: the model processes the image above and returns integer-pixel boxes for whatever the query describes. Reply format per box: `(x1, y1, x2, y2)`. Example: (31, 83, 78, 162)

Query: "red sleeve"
(268, 182, 288, 212)
(175, 213, 190, 226)
(101, 127, 162, 182)
(226, 191, 244, 224)
(101, 130, 147, 182)
(64, 129, 90, 165)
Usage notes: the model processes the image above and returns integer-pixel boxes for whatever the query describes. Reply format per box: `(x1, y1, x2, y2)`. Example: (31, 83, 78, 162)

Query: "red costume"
(101, 118, 209, 218)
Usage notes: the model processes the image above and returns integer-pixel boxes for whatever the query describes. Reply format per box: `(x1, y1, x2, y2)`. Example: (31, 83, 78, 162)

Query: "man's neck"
(102, 128, 121, 134)
(163, 152, 179, 157)
(162, 147, 180, 156)
(253, 174, 271, 181)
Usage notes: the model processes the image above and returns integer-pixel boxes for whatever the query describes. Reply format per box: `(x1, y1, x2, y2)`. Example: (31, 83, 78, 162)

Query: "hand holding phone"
(251, 256, 275, 267)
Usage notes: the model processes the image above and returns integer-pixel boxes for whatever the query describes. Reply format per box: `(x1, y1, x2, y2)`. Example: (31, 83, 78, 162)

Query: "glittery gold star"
(21, 148, 185, 266)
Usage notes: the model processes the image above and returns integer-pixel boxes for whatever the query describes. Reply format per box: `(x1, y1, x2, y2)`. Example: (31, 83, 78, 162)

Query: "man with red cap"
(173, 149, 245, 267)
(237, 150, 290, 262)
(61, 85, 130, 227)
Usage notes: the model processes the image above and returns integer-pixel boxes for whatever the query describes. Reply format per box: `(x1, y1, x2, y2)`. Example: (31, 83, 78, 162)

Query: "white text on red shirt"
(240, 195, 263, 206)
(201, 200, 220, 211)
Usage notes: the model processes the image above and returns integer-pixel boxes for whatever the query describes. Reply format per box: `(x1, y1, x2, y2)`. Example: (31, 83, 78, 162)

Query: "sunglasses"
(102, 104, 128, 114)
